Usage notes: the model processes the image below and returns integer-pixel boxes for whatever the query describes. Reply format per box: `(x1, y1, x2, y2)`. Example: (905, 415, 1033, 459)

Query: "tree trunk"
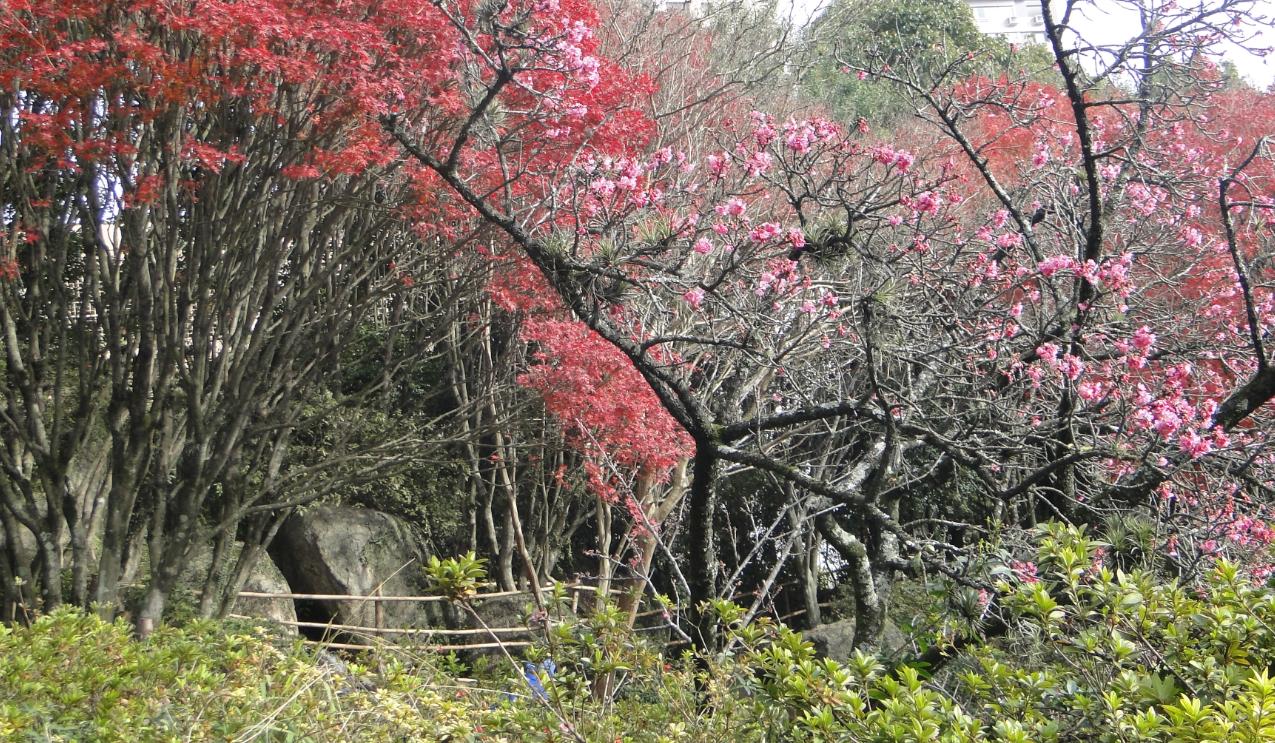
(135, 582, 167, 638)
(797, 515, 822, 629)
(216, 513, 287, 618)
(619, 536, 658, 628)
(63, 485, 91, 607)
(0, 505, 35, 620)
(685, 443, 719, 649)
(595, 496, 613, 599)
(36, 532, 63, 611)
(93, 436, 147, 613)
(198, 527, 231, 618)
(496, 506, 516, 591)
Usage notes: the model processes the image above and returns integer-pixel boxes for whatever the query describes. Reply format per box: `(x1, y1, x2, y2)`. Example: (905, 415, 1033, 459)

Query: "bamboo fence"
(234, 583, 830, 653)
(235, 582, 628, 652)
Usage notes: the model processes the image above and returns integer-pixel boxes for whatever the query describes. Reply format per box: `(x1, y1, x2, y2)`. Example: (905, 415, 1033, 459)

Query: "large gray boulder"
(178, 541, 297, 628)
(803, 618, 908, 660)
(803, 618, 857, 661)
(231, 552, 297, 627)
(268, 506, 455, 636)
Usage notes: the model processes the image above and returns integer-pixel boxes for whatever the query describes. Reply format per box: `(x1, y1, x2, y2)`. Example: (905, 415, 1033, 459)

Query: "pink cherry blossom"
(1059, 353, 1085, 380)
(1132, 326, 1156, 351)
(913, 191, 941, 215)
(1038, 255, 1074, 277)
(716, 197, 746, 217)
(706, 153, 729, 179)
(589, 178, 616, 198)
(744, 150, 772, 177)
(748, 222, 782, 243)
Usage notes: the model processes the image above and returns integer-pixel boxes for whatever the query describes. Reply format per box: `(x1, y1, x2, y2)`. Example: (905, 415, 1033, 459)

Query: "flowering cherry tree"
(386, 0, 1275, 647)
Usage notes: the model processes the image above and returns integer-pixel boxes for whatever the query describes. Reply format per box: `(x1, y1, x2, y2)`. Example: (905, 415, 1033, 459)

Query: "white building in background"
(964, 0, 1047, 44)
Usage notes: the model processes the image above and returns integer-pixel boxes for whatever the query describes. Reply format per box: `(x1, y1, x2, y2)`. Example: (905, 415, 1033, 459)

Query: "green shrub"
(731, 523, 1275, 741)
(0, 610, 478, 741)
(6, 527, 1275, 741)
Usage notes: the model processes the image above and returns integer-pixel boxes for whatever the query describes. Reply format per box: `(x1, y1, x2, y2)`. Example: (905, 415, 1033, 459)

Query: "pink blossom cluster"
(547, 25, 599, 88)
(1112, 325, 1156, 369)
(796, 287, 842, 317)
(743, 150, 772, 177)
(613, 157, 645, 190)
(706, 151, 730, 179)
(755, 258, 801, 297)
(911, 191, 941, 215)
(996, 231, 1023, 249)
(748, 222, 782, 243)
(589, 177, 616, 198)
(1183, 495, 1275, 575)
(966, 250, 1006, 288)
(1130, 387, 1192, 439)
(1084, 547, 1107, 577)
(1009, 560, 1039, 584)
(1037, 254, 1074, 277)
(1224, 515, 1275, 549)
(1031, 142, 1051, 167)
(979, 317, 1020, 356)
(1021, 342, 1118, 392)
(715, 197, 747, 218)
(782, 117, 840, 155)
(1034, 253, 1134, 296)
(868, 145, 915, 172)
(749, 111, 777, 148)
(542, 96, 587, 122)
(578, 152, 672, 212)
(1031, 342, 1085, 381)
(1094, 253, 1135, 297)
(649, 146, 675, 167)
(1076, 379, 1107, 402)
(1125, 182, 1167, 218)
(1126, 364, 1230, 459)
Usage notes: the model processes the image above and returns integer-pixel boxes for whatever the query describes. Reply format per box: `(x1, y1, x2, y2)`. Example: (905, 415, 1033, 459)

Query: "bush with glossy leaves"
(8, 529, 1275, 742)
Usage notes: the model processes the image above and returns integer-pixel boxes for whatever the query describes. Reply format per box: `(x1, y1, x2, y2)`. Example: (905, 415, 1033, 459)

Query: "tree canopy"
(800, 0, 1050, 123)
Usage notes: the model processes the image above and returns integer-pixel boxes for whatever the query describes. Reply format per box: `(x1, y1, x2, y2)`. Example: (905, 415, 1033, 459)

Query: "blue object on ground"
(523, 659, 556, 700)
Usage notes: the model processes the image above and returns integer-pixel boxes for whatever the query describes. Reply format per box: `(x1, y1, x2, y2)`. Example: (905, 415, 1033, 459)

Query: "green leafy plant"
(425, 552, 489, 601)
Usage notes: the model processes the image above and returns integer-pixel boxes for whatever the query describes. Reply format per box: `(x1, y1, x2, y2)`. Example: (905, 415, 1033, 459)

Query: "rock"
(878, 619, 908, 655)
(232, 552, 297, 627)
(459, 593, 538, 651)
(314, 649, 374, 694)
(178, 541, 297, 629)
(268, 506, 455, 637)
(803, 618, 857, 661)
(803, 617, 908, 660)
